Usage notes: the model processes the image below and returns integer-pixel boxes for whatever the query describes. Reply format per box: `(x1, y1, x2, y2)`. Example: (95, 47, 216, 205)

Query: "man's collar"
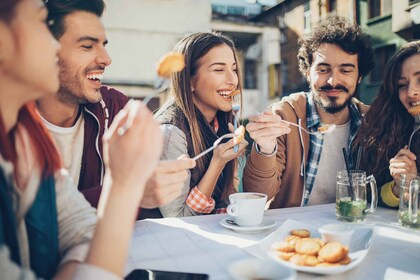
(306, 92, 321, 129)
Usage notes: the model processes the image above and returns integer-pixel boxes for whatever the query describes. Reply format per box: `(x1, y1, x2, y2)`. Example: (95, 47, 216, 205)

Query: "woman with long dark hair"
(155, 32, 248, 216)
(0, 0, 162, 278)
(353, 41, 420, 208)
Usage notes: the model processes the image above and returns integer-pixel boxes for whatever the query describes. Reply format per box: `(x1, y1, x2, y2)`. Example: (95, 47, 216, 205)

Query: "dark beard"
(314, 95, 351, 114)
(313, 83, 352, 114)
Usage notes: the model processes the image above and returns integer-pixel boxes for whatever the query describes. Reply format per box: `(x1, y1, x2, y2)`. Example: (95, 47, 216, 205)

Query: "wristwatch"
(254, 142, 277, 156)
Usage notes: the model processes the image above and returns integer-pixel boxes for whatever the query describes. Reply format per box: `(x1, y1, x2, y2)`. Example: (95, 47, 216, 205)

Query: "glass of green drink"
(398, 174, 420, 229)
(336, 170, 378, 222)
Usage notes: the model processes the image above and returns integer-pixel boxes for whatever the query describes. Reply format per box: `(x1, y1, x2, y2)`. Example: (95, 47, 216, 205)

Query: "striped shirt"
(302, 92, 363, 206)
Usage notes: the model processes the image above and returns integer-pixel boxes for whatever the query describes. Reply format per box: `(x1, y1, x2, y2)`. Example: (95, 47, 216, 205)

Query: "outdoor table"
(126, 203, 420, 279)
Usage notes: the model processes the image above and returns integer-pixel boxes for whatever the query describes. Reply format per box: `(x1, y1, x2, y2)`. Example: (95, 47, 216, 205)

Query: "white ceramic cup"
(227, 192, 267, 227)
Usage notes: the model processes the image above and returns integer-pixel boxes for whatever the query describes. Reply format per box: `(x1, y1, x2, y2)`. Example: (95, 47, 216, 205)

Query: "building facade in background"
(102, 0, 420, 112)
(102, 0, 212, 109)
(212, 0, 281, 117)
(254, 0, 419, 104)
(102, 0, 280, 115)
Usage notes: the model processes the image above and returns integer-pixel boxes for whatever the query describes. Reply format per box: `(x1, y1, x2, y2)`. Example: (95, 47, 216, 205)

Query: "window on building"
(368, 0, 392, 19)
(278, 16, 288, 44)
(244, 60, 257, 89)
(304, 2, 311, 33)
(327, 0, 337, 12)
(369, 44, 396, 83)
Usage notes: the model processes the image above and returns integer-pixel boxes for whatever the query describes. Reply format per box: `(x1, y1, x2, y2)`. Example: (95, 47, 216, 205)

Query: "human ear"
(190, 77, 196, 93)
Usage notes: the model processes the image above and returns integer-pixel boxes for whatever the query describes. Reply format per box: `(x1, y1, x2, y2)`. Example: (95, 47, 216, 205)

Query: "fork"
(192, 133, 236, 161)
(143, 79, 170, 105)
(118, 79, 170, 136)
(408, 115, 420, 151)
(280, 120, 335, 136)
(280, 120, 336, 138)
(232, 95, 241, 153)
(255, 111, 335, 137)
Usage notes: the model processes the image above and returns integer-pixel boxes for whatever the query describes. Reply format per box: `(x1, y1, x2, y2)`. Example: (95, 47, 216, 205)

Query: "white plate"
(229, 258, 296, 280)
(245, 219, 374, 275)
(220, 217, 278, 234)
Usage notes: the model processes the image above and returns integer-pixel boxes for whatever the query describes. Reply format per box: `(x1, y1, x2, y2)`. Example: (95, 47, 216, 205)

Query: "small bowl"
(319, 224, 354, 246)
(229, 258, 296, 280)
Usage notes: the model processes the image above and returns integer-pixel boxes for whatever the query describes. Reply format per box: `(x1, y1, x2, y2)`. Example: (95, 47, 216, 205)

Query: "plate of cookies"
(245, 219, 374, 275)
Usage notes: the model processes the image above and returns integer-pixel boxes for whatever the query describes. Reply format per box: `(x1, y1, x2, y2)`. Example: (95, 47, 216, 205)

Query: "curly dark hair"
(353, 41, 420, 175)
(45, 0, 105, 39)
(297, 15, 374, 79)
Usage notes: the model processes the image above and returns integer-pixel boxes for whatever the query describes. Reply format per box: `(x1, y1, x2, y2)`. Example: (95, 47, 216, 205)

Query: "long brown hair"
(353, 41, 420, 174)
(0, 1, 61, 177)
(163, 32, 243, 199)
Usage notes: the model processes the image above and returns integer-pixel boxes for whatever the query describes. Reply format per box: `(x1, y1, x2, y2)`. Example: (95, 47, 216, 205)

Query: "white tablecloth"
(126, 204, 420, 279)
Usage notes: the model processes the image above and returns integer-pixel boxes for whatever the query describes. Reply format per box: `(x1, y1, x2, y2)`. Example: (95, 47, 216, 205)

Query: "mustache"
(319, 84, 348, 93)
(84, 66, 105, 73)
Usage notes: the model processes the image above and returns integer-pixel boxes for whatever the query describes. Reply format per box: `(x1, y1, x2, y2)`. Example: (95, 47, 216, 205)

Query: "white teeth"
(411, 101, 420, 106)
(86, 74, 103, 81)
(218, 90, 233, 97)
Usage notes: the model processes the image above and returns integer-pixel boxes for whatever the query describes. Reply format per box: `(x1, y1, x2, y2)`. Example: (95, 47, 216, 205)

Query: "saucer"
(220, 217, 277, 233)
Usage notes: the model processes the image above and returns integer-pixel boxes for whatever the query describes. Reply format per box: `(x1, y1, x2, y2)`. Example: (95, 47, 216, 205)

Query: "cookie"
(271, 241, 295, 253)
(295, 238, 321, 256)
(311, 238, 326, 247)
(233, 125, 245, 145)
(290, 229, 311, 238)
(289, 254, 307, 266)
(303, 255, 320, 266)
(285, 235, 301, 246)
(316, 262, 340, 267)
(318, 242, 347, 263)
(339, 256, 351, 265)
(276, 251, 295, 261)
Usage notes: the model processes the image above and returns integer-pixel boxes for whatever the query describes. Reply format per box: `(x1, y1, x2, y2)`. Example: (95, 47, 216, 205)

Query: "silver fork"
(143, 79, 170, 105)
(280, 120, 336, 138)
(408, 115, 420, 151)
(192, 133, 236, 161)
(255, 111, 335, 137)
(117, 79, 170, 136)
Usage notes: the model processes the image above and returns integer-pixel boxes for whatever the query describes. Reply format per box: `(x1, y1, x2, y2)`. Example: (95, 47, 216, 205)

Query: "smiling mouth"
(86, 73, 103, 85)
(218, 89, 240, 99)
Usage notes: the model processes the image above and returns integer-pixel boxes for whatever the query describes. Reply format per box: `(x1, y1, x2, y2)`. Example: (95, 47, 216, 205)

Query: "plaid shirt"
(185, 117, 228, 214)
(302, 92, 363, 206)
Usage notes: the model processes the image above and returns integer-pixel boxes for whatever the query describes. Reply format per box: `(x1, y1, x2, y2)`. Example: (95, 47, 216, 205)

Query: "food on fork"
(233, 125, 245, 145)
(408, 105, 420, 116)
(157, 52, 185, 78)
(317, 124, 335, 133)
(271, 228, 351, 267)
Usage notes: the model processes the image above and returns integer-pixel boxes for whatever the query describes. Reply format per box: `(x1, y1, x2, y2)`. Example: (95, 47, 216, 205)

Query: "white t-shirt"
(40, 113, 85, 187)
(308, 121, 350, 205)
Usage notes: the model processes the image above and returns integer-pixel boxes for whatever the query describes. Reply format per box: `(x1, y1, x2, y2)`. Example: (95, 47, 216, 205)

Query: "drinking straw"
(355, 146, 362, 171)
(342, 147, 356, 201)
